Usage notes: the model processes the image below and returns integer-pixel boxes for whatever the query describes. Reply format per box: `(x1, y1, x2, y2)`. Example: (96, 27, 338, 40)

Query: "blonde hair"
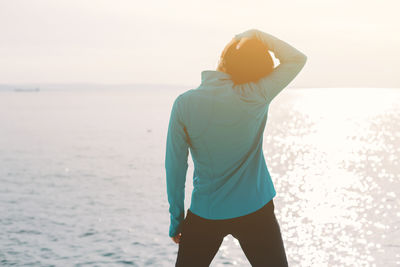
(218, 38, 274, 85)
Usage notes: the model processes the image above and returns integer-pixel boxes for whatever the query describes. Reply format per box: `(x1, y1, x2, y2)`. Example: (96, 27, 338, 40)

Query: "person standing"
(165, 28, 307, 266)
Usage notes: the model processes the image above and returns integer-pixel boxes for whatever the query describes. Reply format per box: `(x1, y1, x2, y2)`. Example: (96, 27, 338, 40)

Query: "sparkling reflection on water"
(265, 88, 400, 266)
(0, 88, 399, 266)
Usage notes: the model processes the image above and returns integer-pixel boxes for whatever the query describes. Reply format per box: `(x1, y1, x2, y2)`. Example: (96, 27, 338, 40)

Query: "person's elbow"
(302, 54, 308, 64)
(282, 52, 307, 69)
(294, 54, 307, 72)
(296, 52, 307, 65)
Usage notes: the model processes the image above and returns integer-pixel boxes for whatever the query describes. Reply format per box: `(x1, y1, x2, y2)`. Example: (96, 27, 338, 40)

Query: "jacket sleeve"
(234, 29, 307, 104)
(165, 95, 190, 237)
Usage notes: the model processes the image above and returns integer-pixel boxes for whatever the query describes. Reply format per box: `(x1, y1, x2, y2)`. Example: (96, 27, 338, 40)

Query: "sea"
(0, 87, 399, 266)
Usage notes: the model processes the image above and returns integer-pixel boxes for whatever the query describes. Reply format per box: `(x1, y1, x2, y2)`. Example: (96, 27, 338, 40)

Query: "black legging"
(175, 199, 288, 267)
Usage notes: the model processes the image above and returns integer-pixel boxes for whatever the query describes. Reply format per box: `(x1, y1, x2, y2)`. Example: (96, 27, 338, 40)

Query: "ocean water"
(0, 87, 399, 266)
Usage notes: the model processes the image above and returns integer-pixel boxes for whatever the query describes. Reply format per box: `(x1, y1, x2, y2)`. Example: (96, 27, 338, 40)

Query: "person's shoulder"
(175, 88, 198, 104)
(171, 89, 198, 123)
(180, 88, 198, 98)
(170, 88, 197, 115)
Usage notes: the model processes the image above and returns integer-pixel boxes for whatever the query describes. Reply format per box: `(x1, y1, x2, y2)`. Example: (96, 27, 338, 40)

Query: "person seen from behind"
(165, 28, 307, 266)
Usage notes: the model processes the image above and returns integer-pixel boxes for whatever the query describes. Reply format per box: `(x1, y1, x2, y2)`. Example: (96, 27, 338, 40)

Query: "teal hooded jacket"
(165, 29, 307, 237)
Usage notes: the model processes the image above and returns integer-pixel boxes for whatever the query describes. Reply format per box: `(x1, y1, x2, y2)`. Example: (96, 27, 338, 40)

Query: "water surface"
(0, 87, 399, 266)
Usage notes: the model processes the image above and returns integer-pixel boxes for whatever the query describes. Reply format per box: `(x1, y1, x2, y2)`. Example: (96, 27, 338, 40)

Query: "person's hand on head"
(234, 28, 259, 41)
(236, 37, 252, 50)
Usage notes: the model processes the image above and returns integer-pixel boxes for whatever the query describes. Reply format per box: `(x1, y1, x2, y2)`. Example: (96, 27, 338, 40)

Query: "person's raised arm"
(234, 29, 307, 103)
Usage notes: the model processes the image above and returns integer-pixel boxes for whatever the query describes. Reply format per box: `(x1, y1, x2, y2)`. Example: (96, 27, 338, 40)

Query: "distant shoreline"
(1, 84, 399, 92)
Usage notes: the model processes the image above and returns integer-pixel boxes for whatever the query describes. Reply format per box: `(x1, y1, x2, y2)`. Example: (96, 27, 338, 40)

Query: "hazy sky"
(1, 0, 399, 88)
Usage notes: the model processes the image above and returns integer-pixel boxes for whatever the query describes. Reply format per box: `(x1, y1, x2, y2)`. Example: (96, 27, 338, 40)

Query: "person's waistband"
(187, 199, 274, 222)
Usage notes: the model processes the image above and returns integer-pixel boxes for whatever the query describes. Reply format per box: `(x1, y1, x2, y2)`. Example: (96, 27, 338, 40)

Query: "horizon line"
(0, 83, 399, 90)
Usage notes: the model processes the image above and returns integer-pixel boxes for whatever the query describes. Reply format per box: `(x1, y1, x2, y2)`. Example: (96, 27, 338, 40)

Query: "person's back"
(165, 28, 307, 266)
(174, 73, 276, 219)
